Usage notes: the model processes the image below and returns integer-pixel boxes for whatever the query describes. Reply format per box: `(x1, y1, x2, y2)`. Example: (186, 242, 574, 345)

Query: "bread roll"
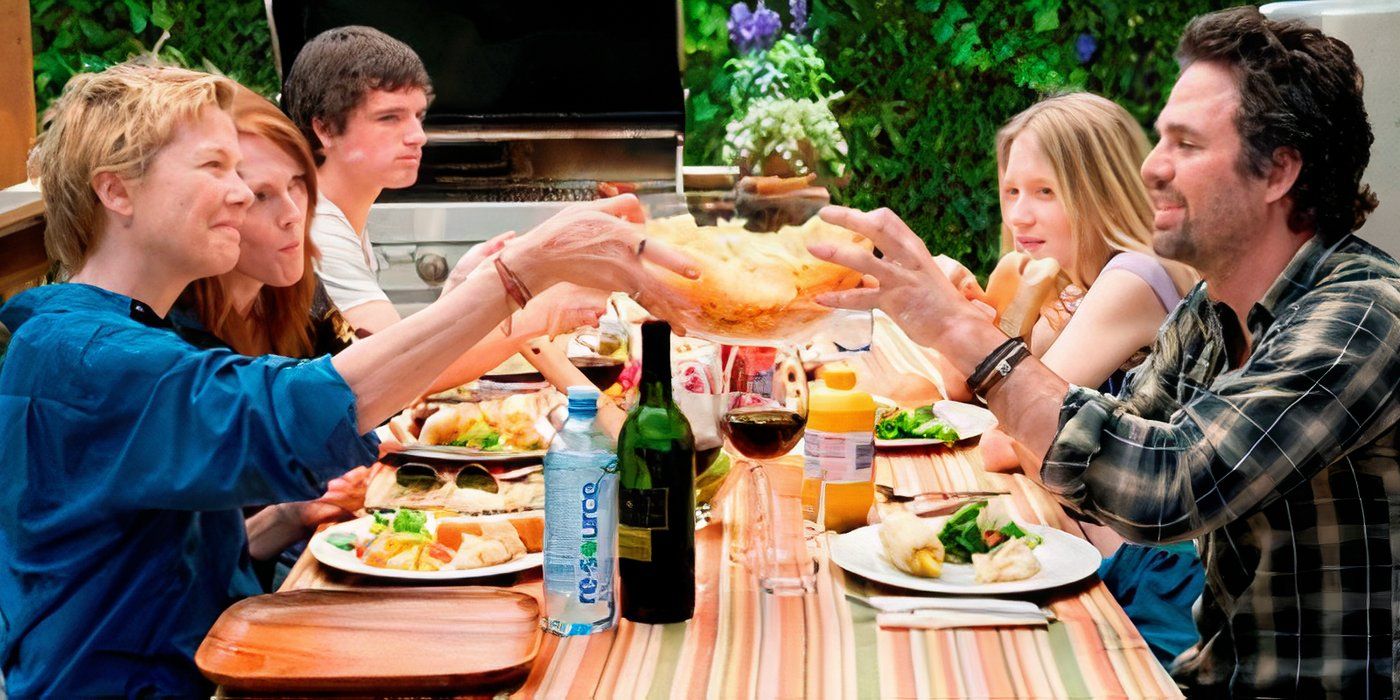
(644, 214, 871, 340)
(984, 252, 1029, 316)
(983, 252, 1062, 339)
(436, 512, 545, 553)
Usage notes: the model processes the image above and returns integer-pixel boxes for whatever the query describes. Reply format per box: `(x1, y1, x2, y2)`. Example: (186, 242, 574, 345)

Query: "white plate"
(874, 437, 955, 449)
(829, 518, 1101, 595)
(309, 515, 542, 581)
(873, 400, 997, 448)
(397, 445, 548, 463)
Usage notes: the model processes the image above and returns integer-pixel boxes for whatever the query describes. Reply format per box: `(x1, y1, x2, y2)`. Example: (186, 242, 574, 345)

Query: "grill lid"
(267, 0, 684, 131)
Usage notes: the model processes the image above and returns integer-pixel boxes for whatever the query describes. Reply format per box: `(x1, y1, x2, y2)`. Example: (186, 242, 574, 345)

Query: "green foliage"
(726, 35, 833, 111)
(31, 0, 278, 124)
(684, 0, 1226, 275)
(684, 0, 740, 167)
(724, 94, 848, 178)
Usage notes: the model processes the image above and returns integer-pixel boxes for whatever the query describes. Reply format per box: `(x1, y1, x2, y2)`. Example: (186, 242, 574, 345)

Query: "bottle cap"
(567, 385, 601, 414)
(821, 363, 857, 390)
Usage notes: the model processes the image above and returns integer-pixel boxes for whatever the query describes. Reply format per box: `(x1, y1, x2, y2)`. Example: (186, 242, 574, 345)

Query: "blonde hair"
(28, 62, 236, 274)
(995, 93, 1197, 294)
(182, 86, 322, 357)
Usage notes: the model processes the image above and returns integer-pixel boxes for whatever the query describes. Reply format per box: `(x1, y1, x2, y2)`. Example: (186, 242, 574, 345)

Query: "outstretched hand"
(505, 194, 701, 334)
(806, 206, 985, 349)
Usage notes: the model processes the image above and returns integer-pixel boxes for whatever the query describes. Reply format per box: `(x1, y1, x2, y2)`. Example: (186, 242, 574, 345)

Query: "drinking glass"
(719, 345, 817, 595)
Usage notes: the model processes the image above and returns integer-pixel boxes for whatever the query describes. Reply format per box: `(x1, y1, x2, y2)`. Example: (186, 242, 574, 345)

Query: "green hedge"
(31, 0, 277, 123)
(685, 0, 1225, 274)
(34, 1, 1223, 276)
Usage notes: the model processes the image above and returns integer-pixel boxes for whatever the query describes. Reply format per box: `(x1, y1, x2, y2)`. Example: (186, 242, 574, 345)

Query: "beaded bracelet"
(493, 253, 534, 335)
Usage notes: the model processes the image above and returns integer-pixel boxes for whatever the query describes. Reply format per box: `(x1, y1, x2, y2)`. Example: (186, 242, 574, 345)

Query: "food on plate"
(436, 513, 545, 553)
(984, 252, 1062, 338)
(644, 213, 871, 339)
(363, 463, 545, 514)
(337, 508, 540, 572)
(879, 510, 946, 578)
(418, 392, 556, 451)
(875, 404, 960, 443)
(449, 523, 527, 570)
(971, 537, 1041, 583)
(361, 531, 456, 572)
(937, 499, 1043, 568)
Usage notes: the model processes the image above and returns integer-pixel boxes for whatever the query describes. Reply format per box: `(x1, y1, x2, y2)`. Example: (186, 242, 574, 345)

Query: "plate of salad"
(309, 508, 543, 581)
(830, 499, 1101, 594)
(874, 400, 997, 448)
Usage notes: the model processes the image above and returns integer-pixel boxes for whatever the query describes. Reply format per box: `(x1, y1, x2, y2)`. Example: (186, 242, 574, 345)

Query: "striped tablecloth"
(280, 443, 1182, 698)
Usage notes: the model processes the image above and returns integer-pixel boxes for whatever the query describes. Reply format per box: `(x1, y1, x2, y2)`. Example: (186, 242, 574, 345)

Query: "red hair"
(182, 86, 321, 356)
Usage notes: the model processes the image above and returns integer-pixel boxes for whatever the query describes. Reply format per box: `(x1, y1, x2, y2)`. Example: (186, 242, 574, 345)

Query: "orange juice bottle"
(801, 364, 876, 533)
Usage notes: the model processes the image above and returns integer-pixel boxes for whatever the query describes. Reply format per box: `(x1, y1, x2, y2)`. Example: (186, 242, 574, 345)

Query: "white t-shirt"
(311, 193, 389, 312)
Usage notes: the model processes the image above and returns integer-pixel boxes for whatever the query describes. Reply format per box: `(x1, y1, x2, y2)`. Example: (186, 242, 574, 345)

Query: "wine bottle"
(617, 320, 696, 623)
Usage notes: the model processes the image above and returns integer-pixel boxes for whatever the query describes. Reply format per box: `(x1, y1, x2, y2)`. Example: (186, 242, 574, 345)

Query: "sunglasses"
(393, 462, 500, 493)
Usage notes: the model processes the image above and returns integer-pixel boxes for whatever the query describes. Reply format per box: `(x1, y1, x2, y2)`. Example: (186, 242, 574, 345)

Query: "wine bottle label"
(619, 487, 670, 529)
(618, 525, 652, 562)
(802, 429, 874, 481)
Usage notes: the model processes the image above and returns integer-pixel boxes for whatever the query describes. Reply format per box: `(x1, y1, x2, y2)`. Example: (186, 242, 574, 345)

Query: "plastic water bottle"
(542, 385, 619, 636)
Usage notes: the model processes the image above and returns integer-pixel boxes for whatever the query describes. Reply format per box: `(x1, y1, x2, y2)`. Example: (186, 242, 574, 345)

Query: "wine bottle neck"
(639, 322, 672, 406)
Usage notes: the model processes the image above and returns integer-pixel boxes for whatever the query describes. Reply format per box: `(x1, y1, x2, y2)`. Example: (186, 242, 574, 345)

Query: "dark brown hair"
(183, 86, 321, 357)
(281, 25, 433, 164)
(1176, 6, 1378, 243)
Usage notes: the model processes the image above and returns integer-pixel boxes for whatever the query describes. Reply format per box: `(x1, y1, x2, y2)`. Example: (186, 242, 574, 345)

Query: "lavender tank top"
(1100, 251, 1182, 311)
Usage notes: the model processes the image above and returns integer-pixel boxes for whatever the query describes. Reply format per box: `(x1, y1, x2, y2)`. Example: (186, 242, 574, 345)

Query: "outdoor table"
(261, 317, 1180, 698)
(276, 448, 1179, 699)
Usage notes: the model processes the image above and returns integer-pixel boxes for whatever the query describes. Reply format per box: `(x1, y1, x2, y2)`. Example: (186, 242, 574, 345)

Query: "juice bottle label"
(802, 429, 874, 481)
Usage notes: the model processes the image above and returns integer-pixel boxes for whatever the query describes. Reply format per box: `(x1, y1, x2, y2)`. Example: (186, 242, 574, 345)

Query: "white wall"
(1261, 1, 1400, 257)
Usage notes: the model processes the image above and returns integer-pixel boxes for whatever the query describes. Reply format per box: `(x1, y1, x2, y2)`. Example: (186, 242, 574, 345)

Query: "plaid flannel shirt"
(1040, 234, 1400, 698)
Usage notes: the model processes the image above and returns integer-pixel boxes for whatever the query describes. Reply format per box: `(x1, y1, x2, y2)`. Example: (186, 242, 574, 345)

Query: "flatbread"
(645, 214, 872, 341)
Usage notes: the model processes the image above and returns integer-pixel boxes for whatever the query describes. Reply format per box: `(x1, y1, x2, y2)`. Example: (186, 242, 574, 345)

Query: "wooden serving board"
(197, 587, 541, 694)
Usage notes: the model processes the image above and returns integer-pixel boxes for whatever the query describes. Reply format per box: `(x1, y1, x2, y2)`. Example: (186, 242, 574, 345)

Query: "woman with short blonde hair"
(1, 61, 692, 698)
(31, 64, 235, 274)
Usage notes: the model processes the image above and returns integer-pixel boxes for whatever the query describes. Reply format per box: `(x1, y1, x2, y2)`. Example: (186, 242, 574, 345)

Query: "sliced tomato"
(424, 541, 456, 564)
(982, 530, 1008, 549)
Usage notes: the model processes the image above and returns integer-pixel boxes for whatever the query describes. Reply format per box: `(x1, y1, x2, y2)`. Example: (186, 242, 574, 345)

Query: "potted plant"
(720, 1, 848, 186)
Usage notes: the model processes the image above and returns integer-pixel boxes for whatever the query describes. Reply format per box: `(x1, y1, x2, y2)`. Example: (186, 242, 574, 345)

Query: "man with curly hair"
(809, 7, 1398, 697)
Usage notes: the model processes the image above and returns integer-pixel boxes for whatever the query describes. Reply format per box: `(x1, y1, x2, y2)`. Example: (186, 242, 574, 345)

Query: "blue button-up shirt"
(0, 283, 378, 698)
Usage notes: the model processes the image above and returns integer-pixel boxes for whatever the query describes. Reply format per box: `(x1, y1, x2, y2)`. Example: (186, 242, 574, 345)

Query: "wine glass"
(719, 345, 816, 595)
(719, 345, 808, 461)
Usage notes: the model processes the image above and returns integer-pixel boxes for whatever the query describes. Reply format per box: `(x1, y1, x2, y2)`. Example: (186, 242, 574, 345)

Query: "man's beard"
(1149, 184, 1207, 268)
(1153, 217, 1199, 264)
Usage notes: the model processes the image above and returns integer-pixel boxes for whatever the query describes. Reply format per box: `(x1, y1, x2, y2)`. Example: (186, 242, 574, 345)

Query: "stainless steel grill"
(267, 1, 687, 315)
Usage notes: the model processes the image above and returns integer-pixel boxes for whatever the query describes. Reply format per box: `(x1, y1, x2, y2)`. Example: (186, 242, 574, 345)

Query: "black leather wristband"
(966, 338, 1031, 401)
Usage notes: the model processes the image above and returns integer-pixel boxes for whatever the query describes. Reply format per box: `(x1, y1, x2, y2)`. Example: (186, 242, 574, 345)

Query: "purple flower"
(790, 0, 808, 37)
(1075, 32, 1098, 64)
(729, 1, 782, 54)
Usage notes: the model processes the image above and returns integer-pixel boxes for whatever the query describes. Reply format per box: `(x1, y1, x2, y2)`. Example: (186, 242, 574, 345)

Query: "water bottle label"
(619, 487, 670, 529)
(618, 525, 652, 562)
(576, 480, 605, 605)
(543, 618, 606, 637)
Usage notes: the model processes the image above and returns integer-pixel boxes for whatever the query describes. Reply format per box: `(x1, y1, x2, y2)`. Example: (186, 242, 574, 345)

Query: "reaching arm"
(333, 195, 698, 433)
(340, 299, 401, 335)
